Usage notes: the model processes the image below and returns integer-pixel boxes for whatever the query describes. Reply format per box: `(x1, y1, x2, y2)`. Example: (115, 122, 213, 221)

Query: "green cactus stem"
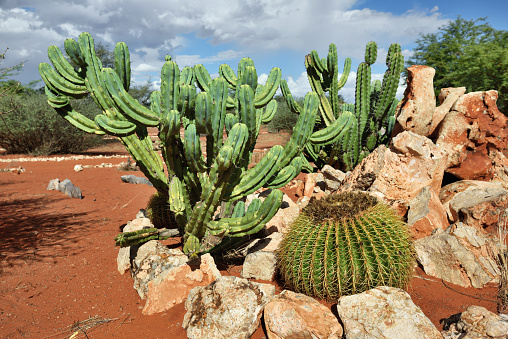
(277, 191, 415, 302)
(281, 41, 403, 171)
(40, 32, 319, 257)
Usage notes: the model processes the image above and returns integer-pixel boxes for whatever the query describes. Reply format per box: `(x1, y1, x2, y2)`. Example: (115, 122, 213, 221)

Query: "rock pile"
(115, 65, 508, 338)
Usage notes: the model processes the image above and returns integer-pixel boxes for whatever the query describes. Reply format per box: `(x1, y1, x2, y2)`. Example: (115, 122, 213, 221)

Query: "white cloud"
(0, 1, 448, 93)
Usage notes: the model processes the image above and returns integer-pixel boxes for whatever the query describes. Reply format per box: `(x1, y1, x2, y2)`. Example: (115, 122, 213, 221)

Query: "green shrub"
(0, 93, 105, 155)
(267, 96, 301, 133)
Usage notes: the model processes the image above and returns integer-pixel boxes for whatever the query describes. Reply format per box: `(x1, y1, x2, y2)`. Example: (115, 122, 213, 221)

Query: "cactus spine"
(277, 191, 414, 301)
(40, 32, 319, 257)
(281, 41, 403, 171)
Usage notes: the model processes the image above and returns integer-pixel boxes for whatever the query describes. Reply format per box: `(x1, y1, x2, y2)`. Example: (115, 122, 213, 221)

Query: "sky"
(0, 0, 507, 102)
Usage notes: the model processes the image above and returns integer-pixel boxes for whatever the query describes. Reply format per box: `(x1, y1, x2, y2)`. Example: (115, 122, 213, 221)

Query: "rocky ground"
(0, 129, 503, 339)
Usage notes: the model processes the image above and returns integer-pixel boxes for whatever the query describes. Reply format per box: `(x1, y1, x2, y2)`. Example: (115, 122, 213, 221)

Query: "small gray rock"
(121, 175, 153, 186)
(46, 178, 60, 190)
(57, 179, 83, 199)
(47, 178, 82, 199)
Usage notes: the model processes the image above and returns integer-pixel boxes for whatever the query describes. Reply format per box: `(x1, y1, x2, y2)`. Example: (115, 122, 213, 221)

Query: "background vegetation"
(405, 16, 507, 112)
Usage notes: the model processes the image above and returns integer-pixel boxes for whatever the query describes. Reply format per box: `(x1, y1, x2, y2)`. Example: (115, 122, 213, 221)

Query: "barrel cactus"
(146, 192, 177, 229)
(38, 32, 320, 257)
(281, 41, 403, 171)
(276, 191, 414, 301)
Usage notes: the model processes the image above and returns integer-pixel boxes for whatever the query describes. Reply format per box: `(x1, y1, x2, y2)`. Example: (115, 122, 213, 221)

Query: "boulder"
(182, 276, 275, 339)
(441, 305, 508, 339)
(394, 65, 437, 136)
(407, 186, 450, 239)
(142, 253, 220, 315)
(304, 172, 325, 198)
(116, 216, 155, 274)
(338, 131, 449, 237)
(241, 251, 276, 281)
(440, 180, 508, 230)
(321, 165, 346, 192)
(47, 178, 83, 199)
(120, 174, 153, 186)
(435, 90, 508, 180)
(415, 223, 500, 288)
(241, 232, 283, 281)
(58, 179, 83, 199)
(46, 178, 60, 190)
(264, 290, 343, 339)
(335, 286, 442, 338)
(131, 241, 189, 299)
(489, 149, 508, 188)
(429, 87, 467, 135)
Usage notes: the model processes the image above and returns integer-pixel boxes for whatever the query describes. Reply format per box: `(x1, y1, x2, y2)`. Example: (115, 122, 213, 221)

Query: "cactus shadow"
(0, 194, 97, 274)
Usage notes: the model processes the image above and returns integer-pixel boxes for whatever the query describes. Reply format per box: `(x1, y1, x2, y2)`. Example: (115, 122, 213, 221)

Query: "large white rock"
(415, 223, 500, 288)
(335, 286, 442, 339)
(131, 241, 188, 299)
(338, 131, 449, 238)
(264, 290, 343, 339)
(183, 276, 275, 339)
(142, 253, 220, 315)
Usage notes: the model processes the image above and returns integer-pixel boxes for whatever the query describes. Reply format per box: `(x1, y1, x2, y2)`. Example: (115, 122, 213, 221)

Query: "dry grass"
(497, 208, 508, 314)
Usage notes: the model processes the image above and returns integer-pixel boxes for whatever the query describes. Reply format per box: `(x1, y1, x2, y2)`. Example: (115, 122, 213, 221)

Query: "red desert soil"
(0, 129, 501, 338)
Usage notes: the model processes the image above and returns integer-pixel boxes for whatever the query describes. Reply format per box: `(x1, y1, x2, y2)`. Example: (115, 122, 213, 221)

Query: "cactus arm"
(364, 41, 378, 65)
(94, 113, 137, 136)
(280, 79, 302, 114)
(228, 145, 283, 199)
(224, 113, 238, 133)
(44, 89, 104, 134)
(102, 68, 159, 126)
(180, 66, 194, 85)
(254, 67, 281, 107)
(47, 45, 85, 85)
(195, 92, 212, 134)
(260, 99, 277, 124)
(161, 61, 181, 116)
(150, 90, 162, 116)
(237, 85, 258, 155)
(278, 92, 319, 167)
(53, 103, 105, 134)
(194, 64, 213, 92)
(219, 63, 237, 88)
(39, 63, 88, 98)
(372, 52, 404, 123)
(64, 38, 86, 68)
(206, 189, 283, 237)
(240, 65, 258, 92)
(265, 156, 303, 189)
(114, 42, 130, 91)
(309, 111, 354, 146)
(114, 227, 180, 248)
(184, 122, 207, 173)
(231, 201, 246, 218)
(337, 57, 351, 89)
(305, 54, 335, 126)
(355, 62, 371, 141)
(168, 176, 191, 232)
(206, 78, 228, 168)
(121, 133, 168, 192)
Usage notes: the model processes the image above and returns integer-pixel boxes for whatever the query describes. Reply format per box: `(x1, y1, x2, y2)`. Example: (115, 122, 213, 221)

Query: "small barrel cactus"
(146, 192, 177, 229)
(276, 191, 414, 301)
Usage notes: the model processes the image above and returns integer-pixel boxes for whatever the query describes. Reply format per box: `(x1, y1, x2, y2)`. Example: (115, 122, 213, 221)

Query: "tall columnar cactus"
(39, 32, 319, 257)
(276, 191, 415, 301)
(281, 41, 403, 171)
